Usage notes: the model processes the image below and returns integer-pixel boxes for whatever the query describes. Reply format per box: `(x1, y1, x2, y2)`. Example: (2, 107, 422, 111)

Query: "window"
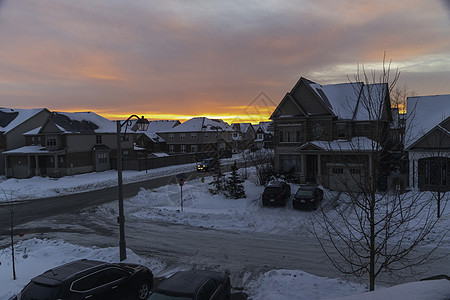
(191, 133, 197, 139)
(279, 130, 284, 142)
(71, 268, 128, 292)
(180, 133, 186, 140)
(257, 133, 264, 140)
(46, 136, 57, 147)
(96, 135, 102, 144)
(197, 280, 219, 300)
(169, 145, 175, 153)
(181, 145, 186, 152)
(314, 124, 323, 138)
(169, 133, 174, 140)
(123, 150, 129, 158)
(349, 168, 361, 175)
(97, 153, 108, 164)
(337, 124, 346, 138)
(287, 132, 291, 142)
(333, 168, 344, 174)
(296, 130, 301, 142)
(204, 132, 209, 138)
(233, 132, 239, 138)
(191, 145, 198, 152)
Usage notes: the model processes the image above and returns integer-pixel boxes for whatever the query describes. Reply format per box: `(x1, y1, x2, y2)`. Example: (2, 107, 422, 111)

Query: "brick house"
(0, 108, 51, 175)
(231, 123, 256, 152)
(157, 117, 233, 158)
(270, 77, 393, 192)
(3, 111, 137, 178)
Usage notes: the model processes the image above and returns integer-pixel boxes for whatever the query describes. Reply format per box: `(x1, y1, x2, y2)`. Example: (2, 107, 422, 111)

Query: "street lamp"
(116, 115, 149, 261)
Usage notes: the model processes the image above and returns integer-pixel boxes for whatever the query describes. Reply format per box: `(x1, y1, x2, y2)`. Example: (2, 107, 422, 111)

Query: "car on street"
(197, 158, 217, 172)
(148, 270, 231, 300)
(261, 180, 291, 207)
(11, 259, 153, 300)
(292, 185, 324, 210)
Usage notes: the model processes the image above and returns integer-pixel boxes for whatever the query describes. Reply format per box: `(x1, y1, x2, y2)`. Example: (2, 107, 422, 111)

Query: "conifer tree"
(224, 162, 246, 199)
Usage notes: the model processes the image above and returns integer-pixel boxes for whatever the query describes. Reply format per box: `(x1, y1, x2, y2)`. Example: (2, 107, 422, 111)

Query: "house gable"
(408, 121, 450, 150)
(39, 118, 64, 134)
(291, 78, 334, 117)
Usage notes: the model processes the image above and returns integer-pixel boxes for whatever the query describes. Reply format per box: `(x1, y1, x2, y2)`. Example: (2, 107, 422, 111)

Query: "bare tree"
(1, 189, 17, 280)
(312, 56, 446, 291)
(243, 149, 274, 185)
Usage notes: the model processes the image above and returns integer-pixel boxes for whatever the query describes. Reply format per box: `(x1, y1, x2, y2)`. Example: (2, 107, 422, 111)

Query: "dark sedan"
(292, 185, 324, 210)
(11, 259, 153, 300)
(148, 270, 231, 300)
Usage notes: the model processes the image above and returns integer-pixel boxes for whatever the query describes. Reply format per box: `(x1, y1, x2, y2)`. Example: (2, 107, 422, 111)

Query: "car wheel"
(136, 281, 151, 300)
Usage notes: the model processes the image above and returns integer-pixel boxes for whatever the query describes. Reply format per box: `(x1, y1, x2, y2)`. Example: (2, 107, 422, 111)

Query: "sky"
(0, 0, 449, 124)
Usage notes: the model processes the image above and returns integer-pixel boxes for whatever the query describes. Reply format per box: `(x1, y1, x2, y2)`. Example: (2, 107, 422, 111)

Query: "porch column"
(35, 155, 40, 176)
(54, 154, 58, 169)
(413, 159, 419, 190)
(27, 155, 31, 177)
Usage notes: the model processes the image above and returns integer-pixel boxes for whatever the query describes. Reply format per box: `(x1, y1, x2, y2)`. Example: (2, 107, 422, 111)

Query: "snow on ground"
(0, 238, 165, 300)
(0, 159, 449, 299)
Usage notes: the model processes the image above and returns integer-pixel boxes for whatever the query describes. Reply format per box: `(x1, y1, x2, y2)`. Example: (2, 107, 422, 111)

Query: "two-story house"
(253, 121, 274, 149)
(157, 117, 233, 158)
(231, 123, 256, 152)
(3, 111, 134, 178)
(271, 77, 392, 192)
(406, 94, 450, 192)
(134, 120, 181, 155)
(0, 108, 51, 175)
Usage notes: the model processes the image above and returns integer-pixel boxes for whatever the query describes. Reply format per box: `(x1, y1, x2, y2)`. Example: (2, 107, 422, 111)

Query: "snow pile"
(0, 238, 165, 300)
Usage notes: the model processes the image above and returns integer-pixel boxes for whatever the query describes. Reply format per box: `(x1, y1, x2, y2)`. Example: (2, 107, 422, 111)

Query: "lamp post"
(203, 124, 222, 175)
(116, 115, 149, 261)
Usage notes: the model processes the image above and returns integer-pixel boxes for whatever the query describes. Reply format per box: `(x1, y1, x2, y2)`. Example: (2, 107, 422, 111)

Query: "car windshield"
(295, 189, 314, 198)
(147, 292, 192, 300)
(20, 282, 60, 300)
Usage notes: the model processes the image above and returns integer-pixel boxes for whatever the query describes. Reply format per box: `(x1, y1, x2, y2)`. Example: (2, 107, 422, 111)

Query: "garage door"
(328, 166, 364, 192)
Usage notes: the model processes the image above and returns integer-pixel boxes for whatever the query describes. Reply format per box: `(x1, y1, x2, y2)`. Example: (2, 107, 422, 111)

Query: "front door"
(305, 155, 317, 183)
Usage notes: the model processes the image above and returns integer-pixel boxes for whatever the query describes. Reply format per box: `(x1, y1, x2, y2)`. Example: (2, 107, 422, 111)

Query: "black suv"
(293, 185, 324, 210)
(262, 180, 291, 207)
(148, 270, 231, 300)
(11, 259, 153, 300)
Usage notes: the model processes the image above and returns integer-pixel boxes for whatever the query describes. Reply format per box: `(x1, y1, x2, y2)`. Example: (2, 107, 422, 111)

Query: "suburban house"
(253, 121, 274, 149)
(406, 94, 450, 191)
(157, 117, 233, 158)
(0, 108, 51, 175)
(3, 111, 137, 178)
(231, 123, 256, 152)
(134, 120, 181, 155)
(270, 77, 393, 192)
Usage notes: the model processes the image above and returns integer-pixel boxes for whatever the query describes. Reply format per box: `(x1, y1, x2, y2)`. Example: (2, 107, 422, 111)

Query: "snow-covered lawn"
(0, 163, 449, 299)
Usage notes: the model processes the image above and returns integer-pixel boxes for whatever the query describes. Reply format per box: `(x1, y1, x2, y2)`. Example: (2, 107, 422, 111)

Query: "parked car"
(292, 185, 324, 210)
(148, 270, 231, 300)
(261, 180, 291, 207)
(197, 158, 217, 172)
(11, 259, 153, 300)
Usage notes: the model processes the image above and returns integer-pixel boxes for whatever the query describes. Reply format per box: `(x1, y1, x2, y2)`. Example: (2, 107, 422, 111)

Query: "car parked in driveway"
(148, 270, 231, 300)
(11, 259, 153, 300)
(292, 185, 323, 210)
(261, 180, 291, 207)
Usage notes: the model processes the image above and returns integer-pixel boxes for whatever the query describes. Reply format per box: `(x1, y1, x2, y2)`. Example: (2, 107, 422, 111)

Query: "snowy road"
(2, 205, 448, 289)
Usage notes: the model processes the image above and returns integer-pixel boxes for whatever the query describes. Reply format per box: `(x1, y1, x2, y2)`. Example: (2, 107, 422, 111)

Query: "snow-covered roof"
(150, 152, 170, 157)
(254, 121, 272, 133)
(299, 137, 379, 152)
(405, 94, 450, 149)
(51, 112, 116, 134)
(232, 123, 253, 133)
(162, 117, 232, 133)
(143, 132, 165, 143)
(309, 81, 388, 121)
(0, 108, 48, 133)
(3, 145, 53, 154)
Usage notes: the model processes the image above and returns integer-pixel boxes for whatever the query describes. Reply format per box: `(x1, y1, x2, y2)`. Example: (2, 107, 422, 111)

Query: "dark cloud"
(0, 0, 449, 120)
